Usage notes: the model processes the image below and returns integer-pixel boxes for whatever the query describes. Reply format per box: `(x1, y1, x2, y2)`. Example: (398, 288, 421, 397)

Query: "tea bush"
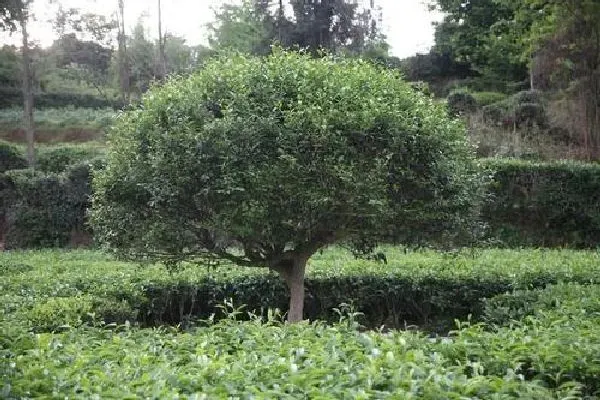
(0, 141, 27, 172)
(36, 144, 105, 173)
(0, 161, 99, 248)
(3, 318, 565, 399)
(483, 159, 600, 247)
(3, 249, 599, 398)
(440, 284, 600, 396)
(447, 90, 478, 115)
(2, 248, 600, 331)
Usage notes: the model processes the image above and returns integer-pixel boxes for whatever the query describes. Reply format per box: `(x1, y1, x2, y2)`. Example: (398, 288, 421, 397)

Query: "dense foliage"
(0, 161, 98, 248)
(1, 249, 600, 398)
(483, 159, 600, 247)
(1, 141, 598, 250)
(2, 248, 600, 330)
(92, 51, 484, 321)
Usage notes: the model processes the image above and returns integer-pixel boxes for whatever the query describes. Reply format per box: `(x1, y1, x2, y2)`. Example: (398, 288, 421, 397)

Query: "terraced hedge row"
(483, 159, 600, 247)
(2, 248, 600, 331)
(2, 249, 600, 398)
(0, 143, 599, 249)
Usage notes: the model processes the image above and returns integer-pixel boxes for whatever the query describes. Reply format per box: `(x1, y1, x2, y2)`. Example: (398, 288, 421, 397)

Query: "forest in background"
(0, 0, 599, 161)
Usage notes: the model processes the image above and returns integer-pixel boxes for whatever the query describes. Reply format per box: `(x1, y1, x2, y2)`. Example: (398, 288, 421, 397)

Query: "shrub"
(92, 50, 484, 322)
(481, 101, 512, 126)
(512, 89, 544, 105)
(480, 91, 547, 129)
(0, 141, 27, 172)
(27, 295, 95, 332)
(1, 249, 597, 398)
(36, 145, 104, 173)
(482, 159, 600, 247)
(446, 90, 478, 115)
(482, 283, 600, 326)
(443, 283, 600, 396)
(514, 102, 548, 128)
(1, 161, 100, 249)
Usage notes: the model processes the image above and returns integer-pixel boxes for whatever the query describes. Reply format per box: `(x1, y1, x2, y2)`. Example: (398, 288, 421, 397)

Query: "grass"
(2, 247, 600, 398)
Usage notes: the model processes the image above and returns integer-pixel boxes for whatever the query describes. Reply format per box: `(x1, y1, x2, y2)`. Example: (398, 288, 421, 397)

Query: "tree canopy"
(92, 50, 484, 321)
(209, 0, 385, 56)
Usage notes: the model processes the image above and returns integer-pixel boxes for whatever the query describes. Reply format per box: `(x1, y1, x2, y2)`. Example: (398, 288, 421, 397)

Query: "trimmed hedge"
(3, 248, 600, 331)
(0, 161, 101, 248)
(0, 87, 124, 110)
(0, 141, 27, 172)
(2, 249, 598, 398)
(36, 145, 105, 173)
(482, 159, 600, 247)
(0, 147, 599, 249)
(446, 90, 477, 115)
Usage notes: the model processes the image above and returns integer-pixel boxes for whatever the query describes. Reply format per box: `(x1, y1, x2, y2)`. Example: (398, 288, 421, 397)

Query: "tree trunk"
(117, 0, 129, 103)
(20, 15, 35, 168)
(278, 0, 284, 42)
(157, 0, 167, 79)
(278, 257, 307, 323)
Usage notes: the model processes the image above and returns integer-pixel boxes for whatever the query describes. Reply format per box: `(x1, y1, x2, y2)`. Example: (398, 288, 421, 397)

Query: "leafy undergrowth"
(2, 249, 600, 398)
(0, 314, 575, 399)
(2, 248, 599, 330)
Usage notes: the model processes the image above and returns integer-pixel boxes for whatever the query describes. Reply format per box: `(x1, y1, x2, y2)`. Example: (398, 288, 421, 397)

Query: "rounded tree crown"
(92, 50, 483, 266)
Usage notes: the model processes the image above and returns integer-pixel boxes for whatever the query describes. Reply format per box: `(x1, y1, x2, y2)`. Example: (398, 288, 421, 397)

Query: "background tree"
(127, 21, 155, 98)
(92, 51, 485, 322)
(512, 0, 600, 157)
(208, 0, 274, 55)
(428, 0, 529, 92)
(163, 35, 202, 74)
(156, 0, 166, 80)
(19, 0, 34, 167)
(209, 0, 385, 56)
(50, 7, 118, 100)
(1, 0, 35, 166)
(0, 0, 24, 31)
(116, 0, 129, 103)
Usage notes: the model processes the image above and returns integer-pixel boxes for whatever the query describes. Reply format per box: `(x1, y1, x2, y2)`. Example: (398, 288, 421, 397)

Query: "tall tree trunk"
(277, 256, 307, 323)
(157, 0, 167, 79)
(20, 15, 35, 168)
(117, 0, 129, 103)
(278, 0, 284, 42)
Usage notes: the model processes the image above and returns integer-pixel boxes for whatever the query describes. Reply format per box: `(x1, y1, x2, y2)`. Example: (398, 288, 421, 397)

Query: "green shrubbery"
(36, 145, 104, 173)
(0, 158, 102, 249)
(0, 144, 598, 249)
(2, 249, 599, 398)
(0, 141, 26, 172)
(1, 163, 96, 248)
(446, 90, 478, 115)
(483, 159, 600, 247)
(2, 248, 599, 330)
(0, 87, 123, 109)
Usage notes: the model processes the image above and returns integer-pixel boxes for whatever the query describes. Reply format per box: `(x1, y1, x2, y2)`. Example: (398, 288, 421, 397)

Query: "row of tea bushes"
(0, 140, 599, 249)
(2, 248, 600, 331)
(2, 249, 599, 398)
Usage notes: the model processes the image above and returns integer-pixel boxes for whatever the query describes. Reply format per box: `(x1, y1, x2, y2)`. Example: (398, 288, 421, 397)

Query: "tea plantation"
(2, 247, 600, 398)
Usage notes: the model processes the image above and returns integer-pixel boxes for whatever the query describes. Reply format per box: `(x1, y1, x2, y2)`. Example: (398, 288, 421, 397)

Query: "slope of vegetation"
(0, 108, 115, 143)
